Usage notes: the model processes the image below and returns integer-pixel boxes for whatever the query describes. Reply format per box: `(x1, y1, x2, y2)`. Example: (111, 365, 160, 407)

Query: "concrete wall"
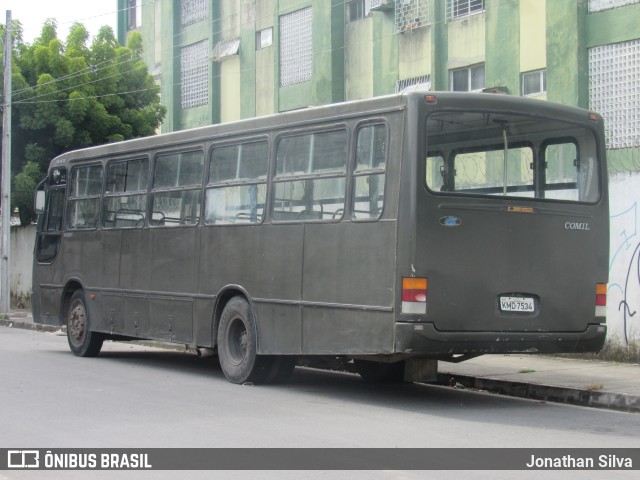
(10, 225, 35, 309)
(608, 172, 640, 344)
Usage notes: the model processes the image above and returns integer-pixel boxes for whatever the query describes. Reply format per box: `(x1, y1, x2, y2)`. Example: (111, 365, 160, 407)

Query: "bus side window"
(151, 150, 204, 227)
(273, 130, 348, 222)
(353, 124, 387, 220)
(205, 141, 269, 225)
(103, 158, 149, 229)
(67, 165, 102, 230)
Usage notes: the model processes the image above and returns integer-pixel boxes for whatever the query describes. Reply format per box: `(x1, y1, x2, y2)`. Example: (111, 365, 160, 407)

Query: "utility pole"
(1, 10, 12, 314)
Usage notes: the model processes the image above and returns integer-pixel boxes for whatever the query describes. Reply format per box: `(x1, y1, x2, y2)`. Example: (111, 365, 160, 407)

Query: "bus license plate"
(500, 297, 535, 313)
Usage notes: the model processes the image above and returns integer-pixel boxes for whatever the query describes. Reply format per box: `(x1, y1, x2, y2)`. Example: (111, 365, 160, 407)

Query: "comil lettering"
(565, 222, 590, 231)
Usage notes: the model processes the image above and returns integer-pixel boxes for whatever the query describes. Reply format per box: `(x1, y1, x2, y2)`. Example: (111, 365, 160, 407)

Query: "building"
(118, 0, 640, 343)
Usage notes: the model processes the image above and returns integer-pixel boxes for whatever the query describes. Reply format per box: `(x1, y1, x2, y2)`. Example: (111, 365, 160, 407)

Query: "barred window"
(181, 0, 208, 27)
(588, 0, 639, 13)
(446, 0, 484, 20)
(589, 39, 640, 149)
(280, 7, 313, 87)
(395, 0, 431, 33)
(181, 40, 209, 109)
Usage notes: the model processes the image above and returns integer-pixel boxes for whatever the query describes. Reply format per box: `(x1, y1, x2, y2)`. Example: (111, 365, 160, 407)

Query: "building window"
(446, 0, 485, 20)
(181, 0, 209, 27)
(256, 28, 273, 50)
(589, 39, 640, 149)
(450, 64, 485, 92)
(128, 0, 142, 30)
(280, 7, 313, 87)
(181, 40, 209, 109)
(347, 0, 372, 22)
(395, 0, 431, 33)
(521, 69, 546, 96)
(588, 0, 640, 13)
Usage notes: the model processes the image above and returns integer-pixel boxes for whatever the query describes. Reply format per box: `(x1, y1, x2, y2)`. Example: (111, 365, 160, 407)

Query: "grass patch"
(518, 368, 536, 374)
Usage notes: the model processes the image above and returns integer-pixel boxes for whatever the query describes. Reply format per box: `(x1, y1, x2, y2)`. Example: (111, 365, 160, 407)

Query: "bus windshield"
(425, 111, 600, 203)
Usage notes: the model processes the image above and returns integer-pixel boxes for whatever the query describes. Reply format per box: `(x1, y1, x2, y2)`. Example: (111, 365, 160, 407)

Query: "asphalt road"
(1, 327, 639, 480)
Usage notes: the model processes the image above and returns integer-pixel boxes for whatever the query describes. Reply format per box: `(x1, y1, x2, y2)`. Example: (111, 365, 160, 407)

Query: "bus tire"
(217, 296, 272, 384)
(66, 290, 103, 357)
(354, 359, 405, 383)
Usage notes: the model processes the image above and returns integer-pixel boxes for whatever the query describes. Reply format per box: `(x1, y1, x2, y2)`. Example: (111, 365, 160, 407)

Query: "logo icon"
(439, 216, 462, 227)
(8, 450, 40, 469)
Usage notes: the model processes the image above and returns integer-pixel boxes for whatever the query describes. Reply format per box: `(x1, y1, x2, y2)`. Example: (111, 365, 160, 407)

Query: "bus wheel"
(217, 297, 272, 384)
(354, 359, 405, 383)
(66, 290, 103, 357)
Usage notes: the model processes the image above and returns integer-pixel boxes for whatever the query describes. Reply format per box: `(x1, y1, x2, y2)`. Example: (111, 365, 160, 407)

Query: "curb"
(2, 319, 639, 413)
(437, 372, 640, 414)
(0, 318, 61, 333)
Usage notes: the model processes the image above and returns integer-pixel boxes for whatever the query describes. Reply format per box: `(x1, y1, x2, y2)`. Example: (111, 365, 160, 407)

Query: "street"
(1, 327, 639, 480)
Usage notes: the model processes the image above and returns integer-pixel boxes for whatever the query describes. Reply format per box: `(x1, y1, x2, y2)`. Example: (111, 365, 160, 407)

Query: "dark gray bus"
(32, 92, 609, 384)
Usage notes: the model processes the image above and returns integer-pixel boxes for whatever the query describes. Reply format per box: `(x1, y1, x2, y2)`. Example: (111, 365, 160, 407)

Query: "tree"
(1, 19, 166, 225)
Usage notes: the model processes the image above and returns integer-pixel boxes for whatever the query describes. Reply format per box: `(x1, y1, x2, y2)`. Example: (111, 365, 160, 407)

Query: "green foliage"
(2, 19, 166, 225)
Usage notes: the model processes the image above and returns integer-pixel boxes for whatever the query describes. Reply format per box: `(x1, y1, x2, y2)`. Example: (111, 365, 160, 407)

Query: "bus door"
(35, 168, 66, 264)
(33, 168, 67, 323)
(420, 110, 606, 336)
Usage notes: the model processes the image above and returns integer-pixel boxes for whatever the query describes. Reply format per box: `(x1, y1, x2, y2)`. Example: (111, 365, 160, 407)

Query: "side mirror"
(35, 190, 46, 215)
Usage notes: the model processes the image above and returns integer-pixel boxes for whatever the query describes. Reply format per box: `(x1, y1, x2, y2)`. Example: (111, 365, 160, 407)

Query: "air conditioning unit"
(371, 0, 395, 12)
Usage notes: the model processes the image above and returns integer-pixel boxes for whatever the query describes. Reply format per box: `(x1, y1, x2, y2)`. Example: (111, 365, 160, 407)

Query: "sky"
(4, 0, 118, 44)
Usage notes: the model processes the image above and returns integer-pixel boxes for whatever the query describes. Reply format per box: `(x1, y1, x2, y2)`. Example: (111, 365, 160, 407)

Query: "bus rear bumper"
(395, 322, 607, 355)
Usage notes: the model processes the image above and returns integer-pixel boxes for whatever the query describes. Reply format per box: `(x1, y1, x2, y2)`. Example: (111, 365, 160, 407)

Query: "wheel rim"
(68, 300, 87, 347)
(226, 316, 248, 365)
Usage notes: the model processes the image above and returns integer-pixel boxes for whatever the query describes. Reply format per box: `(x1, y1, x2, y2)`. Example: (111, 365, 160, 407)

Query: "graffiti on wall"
(608, 173, 640, 343)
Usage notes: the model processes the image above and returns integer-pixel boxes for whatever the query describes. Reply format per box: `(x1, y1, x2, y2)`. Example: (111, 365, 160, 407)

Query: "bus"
(32, 92, 609, 384)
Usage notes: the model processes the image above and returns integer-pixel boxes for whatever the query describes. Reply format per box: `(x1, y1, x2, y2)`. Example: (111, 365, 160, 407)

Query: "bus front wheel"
(66, 290, 103, 357)
(217, 296, 272, 384)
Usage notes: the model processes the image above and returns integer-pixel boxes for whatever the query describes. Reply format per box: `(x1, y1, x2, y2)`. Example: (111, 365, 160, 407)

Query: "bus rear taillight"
(595, 283, 607, 317)
(402, 277, 427, 314)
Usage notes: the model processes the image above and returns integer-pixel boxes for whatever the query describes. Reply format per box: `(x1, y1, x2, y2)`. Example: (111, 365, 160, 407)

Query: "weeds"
(555, 336, 640, 364)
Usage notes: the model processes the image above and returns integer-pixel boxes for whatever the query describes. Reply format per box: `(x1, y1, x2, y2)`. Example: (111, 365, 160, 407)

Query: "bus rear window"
(425, 111, 600, 203)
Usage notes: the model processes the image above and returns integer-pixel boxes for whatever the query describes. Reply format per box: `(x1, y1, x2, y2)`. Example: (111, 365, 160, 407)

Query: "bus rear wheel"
(66, 290, 103, 357)
(217, 296, 272, 384)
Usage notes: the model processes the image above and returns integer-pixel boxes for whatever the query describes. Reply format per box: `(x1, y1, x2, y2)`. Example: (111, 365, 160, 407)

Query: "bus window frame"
(424, 112, 602, 206)
(150, 146, 205, 229)
(204, 136, 271, 227)
(539, 136, 594, 202)
(271, 125, 350, 224)
(66, 162, 104, 232)
(102, 156, 150, 230)
(351, 119, 389, 223)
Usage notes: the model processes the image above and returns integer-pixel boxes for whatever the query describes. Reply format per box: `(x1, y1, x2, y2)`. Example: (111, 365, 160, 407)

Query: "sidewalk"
(2, 310, 639, 413)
